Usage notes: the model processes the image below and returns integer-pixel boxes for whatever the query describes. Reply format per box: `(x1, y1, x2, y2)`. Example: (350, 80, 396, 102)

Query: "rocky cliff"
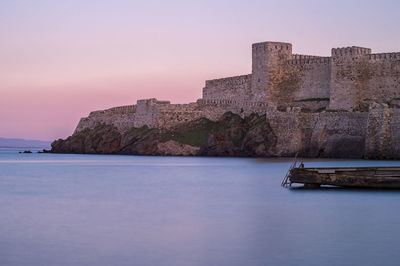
(53, 105, 398, 159)
(52, 112, 278, 157)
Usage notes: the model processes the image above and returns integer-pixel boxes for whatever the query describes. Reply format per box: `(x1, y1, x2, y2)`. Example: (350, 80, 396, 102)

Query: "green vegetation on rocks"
(160, 118, 216, 147)
(51, 112, 277, 157)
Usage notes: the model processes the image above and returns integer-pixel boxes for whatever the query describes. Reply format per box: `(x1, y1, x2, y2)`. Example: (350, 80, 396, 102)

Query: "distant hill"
(0, 137, 51, 148)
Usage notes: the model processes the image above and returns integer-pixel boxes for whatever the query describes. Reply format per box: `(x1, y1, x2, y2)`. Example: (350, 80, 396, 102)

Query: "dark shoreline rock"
(37, 149, 51, 153)
(19, 150, 32, 154)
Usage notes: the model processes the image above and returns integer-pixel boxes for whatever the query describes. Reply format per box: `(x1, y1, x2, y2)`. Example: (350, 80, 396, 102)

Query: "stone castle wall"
(152, 102, 205, 128)
(266, 107, 368, 157)
(329, 50, 400, 111)
(74, 105, 136, 134)
(134, 99, 170, 128)
(364, 53, 400, 106)
(329, 47, 372, 111)
(286, 57, 331, 101)
(202, 42, 400, 111)
(74, 98, 269, 134)
(265, 103, 400, 159)
(265, 56, 332, 111)
(203, 74, 252, 101)
(198, 99, 268, 121)
(252, 42, 293, 102)
(365, 103, 400, 159)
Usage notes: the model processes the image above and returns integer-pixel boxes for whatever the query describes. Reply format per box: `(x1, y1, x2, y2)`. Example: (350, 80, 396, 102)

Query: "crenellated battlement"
(291, 54, 325, 60)
(252, 41, 292, 52)
(205, 74, 252, 87)
(198, 98, 269, 107)
(287, 57, 330, 65)
(137, 98, 170, 105)
(331, 46, 371, 57)
(106, 105, 136, 113)
(368, 52, 400, 61)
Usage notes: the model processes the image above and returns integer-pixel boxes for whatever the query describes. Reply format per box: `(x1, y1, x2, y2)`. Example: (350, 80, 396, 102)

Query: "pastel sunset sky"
(1, 0, 399, 140)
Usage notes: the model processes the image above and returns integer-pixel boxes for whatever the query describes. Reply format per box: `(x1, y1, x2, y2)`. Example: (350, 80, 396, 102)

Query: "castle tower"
(329, 46, 372, 111)
(251, 41, 293, 102)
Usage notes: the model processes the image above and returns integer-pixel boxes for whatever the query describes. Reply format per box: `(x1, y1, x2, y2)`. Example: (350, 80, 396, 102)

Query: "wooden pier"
(285, 166, 400, 188)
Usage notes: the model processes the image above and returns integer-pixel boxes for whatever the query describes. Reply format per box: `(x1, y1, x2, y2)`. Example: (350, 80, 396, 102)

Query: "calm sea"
(1, 148, 399, 266)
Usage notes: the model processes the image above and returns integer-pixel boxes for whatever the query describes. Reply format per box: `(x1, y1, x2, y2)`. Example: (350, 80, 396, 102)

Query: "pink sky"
(1, 0, 400, 141)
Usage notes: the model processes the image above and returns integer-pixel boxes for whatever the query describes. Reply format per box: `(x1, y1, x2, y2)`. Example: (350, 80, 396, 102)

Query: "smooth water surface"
(1, 149, 400, 266)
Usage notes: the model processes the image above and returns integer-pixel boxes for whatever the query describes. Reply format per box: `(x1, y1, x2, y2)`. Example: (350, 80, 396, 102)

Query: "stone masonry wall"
(153, 102, 205, 128)
(364, 53, 400, 107)
(134, 98, 170, 128)
(74, 98, 270, 134)
(198, 99, 268, 121)
(74, 105, 136, 134)
(266, 107, 368, 158)
(286, 57, 331, 101)
(330, 47, 372, 111)
(203, 75, 252, 101)
(365, 104, 400, 159)
(252, 42, 293, 102)
(202, 42, 400, 112)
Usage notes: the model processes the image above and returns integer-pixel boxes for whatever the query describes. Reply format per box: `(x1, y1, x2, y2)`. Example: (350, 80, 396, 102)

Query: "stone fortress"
(74, 41, 400, 158)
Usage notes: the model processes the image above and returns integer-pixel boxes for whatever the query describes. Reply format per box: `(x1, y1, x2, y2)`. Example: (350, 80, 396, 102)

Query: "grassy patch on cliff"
(126, 125, 153, 137)
(248, 115, 267, 131)
(216, 112, 247, 146)
(91, 124, 116, 147)
(160, 118, 216, 147)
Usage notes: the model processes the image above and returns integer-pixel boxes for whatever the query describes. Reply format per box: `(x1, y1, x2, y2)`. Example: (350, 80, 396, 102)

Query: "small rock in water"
(37, 149, 51, 154)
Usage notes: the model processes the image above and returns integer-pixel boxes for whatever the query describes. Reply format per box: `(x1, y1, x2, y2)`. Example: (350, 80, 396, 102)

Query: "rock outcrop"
(53, 113, 278, 157)
(53, 108, 394, 159)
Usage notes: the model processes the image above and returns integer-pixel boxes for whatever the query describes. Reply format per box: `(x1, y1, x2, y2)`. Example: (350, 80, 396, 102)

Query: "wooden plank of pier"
(289, 167, 400, 188)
